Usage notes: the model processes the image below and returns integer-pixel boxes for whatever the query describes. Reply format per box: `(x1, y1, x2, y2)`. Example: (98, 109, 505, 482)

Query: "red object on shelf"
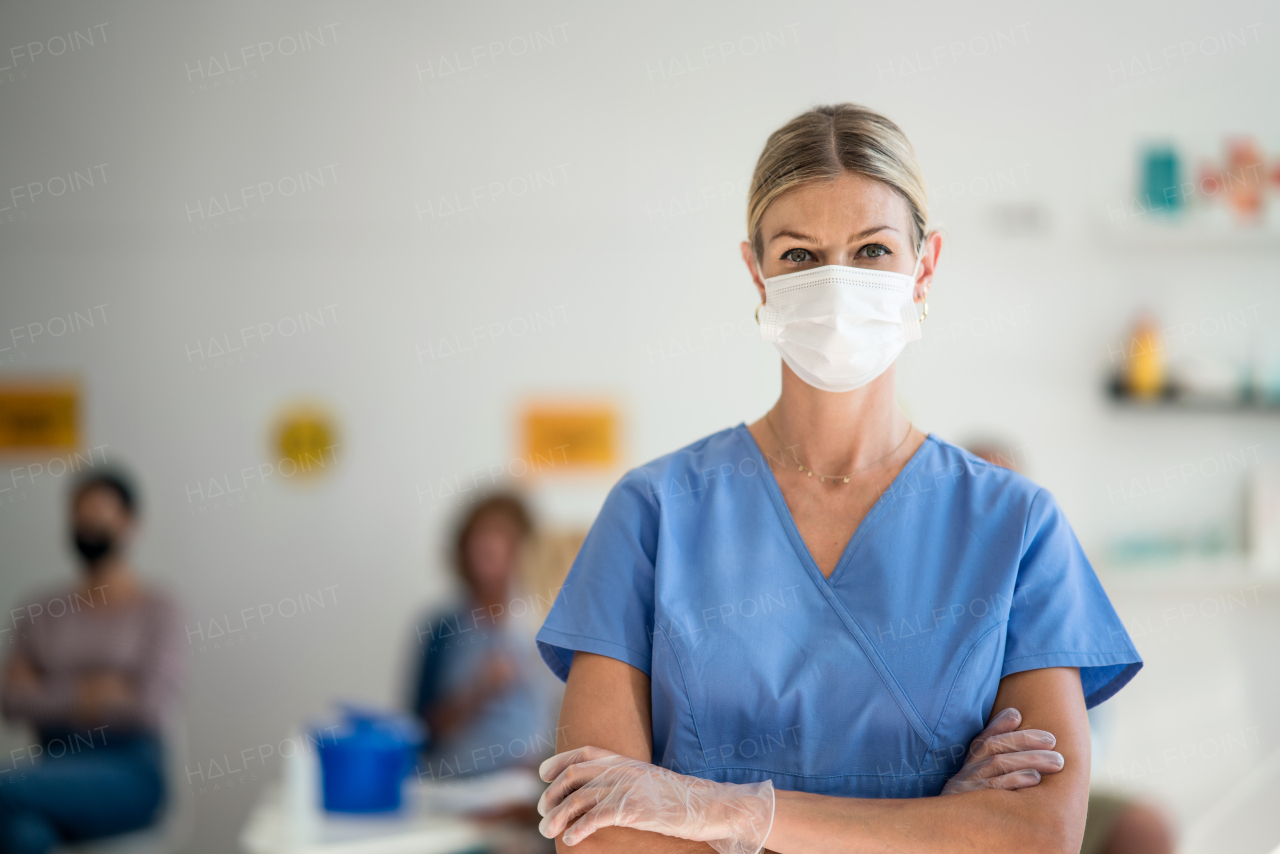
(1224, 137, 1264, 221)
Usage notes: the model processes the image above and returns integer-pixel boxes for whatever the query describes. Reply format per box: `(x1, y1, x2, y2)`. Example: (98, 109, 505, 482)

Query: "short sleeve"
(1002, 489, 1143, 708)
(410, 610, 447, 715)
(536, 468, 658, 682)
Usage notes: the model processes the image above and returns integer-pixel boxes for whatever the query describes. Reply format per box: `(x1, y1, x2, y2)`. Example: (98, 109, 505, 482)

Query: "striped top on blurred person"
(0, 470, 187, 852)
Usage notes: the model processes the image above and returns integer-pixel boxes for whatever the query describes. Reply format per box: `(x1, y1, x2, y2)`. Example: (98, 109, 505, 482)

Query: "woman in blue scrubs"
(533, 104, 1142, 853)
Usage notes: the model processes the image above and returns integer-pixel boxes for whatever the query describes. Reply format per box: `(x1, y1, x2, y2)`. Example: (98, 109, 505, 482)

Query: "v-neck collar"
(735, 422, 935, 588)
(734, 422, 938, 746)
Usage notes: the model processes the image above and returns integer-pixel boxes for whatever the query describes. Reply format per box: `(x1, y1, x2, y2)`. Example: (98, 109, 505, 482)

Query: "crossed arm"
(2, 650, 136, 727)
(2, 600, 186, 731)
(552, 651, 1090, 854)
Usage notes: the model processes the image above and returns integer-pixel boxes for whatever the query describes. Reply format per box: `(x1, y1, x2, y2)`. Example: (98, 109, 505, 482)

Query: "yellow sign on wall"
(272, 404, 339, 477)
(522, 403, 617, 470)
(0, 382, 79, 450)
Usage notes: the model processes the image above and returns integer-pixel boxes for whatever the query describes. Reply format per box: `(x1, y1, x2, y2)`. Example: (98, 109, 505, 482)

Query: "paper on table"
(410, 766, 545, 815)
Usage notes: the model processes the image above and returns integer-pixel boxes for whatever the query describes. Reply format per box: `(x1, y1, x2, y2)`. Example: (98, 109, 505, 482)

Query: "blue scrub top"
(536, 425, 1142, 798)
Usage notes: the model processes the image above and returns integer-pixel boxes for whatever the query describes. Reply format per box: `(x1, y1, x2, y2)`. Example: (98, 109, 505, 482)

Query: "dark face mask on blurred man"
(73, 529, 115, 567)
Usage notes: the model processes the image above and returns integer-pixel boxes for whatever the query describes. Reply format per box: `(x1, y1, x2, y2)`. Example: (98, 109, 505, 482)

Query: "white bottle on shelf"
(1246, 464, 1280, 576)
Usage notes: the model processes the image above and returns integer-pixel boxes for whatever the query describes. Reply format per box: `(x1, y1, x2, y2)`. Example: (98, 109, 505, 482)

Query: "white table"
(240, 767, 546, 854)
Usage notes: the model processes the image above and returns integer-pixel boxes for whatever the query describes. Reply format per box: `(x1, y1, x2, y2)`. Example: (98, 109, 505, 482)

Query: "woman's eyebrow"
(847, 225, 898, 241)
(767, 229, 817, 244)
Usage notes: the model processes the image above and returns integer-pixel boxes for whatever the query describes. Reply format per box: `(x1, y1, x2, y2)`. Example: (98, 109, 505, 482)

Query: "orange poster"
(0, 381, 79, 450)
(521, 402, 617, 470)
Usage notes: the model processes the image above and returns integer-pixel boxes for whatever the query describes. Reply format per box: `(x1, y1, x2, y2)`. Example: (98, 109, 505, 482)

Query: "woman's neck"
(471, 584, 511, 621)
(768, 362, 911, 474)
(80, 559, 142, 606)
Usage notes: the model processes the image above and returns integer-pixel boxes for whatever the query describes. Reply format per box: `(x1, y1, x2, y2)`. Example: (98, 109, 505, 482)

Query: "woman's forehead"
(762, 173, 911, 242)
(75, 486, 128, 518)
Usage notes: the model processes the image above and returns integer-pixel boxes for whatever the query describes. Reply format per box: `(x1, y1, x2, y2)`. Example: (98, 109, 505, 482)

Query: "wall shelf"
(1095, 210, 1280, 249)
(1106, 396, 1280, 414)
(1104, 377, 1280, 413)
(1096, 556, 1280, 592)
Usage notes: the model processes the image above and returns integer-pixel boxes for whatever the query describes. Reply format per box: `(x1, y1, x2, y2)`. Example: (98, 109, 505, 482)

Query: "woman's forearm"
(765, 786, 1075, 854)
(1, 670, 77, 727)
(552, 785, 1073, 854)
(555, 827, 715, 854)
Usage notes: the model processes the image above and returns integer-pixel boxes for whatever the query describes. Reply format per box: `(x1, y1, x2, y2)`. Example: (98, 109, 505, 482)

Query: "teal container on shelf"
(313, 706, 424, 813)
(1140, 146, 1183, 213)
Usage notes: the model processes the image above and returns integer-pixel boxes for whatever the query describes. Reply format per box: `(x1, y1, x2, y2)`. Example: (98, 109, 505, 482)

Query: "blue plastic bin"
(314, 707, 424, 813)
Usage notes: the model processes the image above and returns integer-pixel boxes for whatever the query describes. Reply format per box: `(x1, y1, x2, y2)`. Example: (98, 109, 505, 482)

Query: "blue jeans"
(0, 729, 164, 854)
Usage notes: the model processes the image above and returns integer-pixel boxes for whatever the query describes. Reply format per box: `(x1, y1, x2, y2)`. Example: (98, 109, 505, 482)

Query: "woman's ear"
(740, 240, 766, 304)
(914, 230, 943, 302)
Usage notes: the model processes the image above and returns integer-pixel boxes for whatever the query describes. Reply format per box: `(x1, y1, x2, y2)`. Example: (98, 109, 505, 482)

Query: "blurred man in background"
(0, 471, 187, 854)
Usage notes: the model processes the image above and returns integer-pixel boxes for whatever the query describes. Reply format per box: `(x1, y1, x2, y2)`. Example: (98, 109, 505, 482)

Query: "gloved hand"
(941, 707, 1065, 794)
(537, 745, 774, 854)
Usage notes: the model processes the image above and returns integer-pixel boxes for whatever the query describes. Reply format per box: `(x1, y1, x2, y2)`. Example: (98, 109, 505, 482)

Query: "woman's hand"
(424, 651, 518, 739)
(476, 651, 519, 699)
(75, 669, 134, 720)
(537, 745, 774, 854)
(940, 707, 1065, 794)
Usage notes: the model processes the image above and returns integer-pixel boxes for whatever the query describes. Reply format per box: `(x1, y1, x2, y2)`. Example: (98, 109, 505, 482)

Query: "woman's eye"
(860, 244, 891, 259)
(782, 248, 813, 263)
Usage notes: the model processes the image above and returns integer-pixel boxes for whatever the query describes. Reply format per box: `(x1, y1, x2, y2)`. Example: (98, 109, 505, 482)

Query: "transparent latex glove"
(941, 707, 1066, 794)
(537, 745, 774, 854)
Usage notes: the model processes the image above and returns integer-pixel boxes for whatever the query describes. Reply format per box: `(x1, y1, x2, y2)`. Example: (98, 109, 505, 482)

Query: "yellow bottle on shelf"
(1125, 315, 1165, 399)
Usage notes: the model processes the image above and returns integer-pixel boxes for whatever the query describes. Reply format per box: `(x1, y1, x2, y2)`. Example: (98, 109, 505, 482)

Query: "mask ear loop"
(754, 253, 766, 325)
(912, 235, 931, 323)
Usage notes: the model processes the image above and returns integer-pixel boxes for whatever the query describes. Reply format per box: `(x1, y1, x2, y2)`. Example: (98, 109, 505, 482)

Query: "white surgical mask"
(756, 259, 924, 393)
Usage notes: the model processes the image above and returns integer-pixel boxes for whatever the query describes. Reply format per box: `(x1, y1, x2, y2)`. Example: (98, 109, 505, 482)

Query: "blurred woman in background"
(0, 471, 186, 854)
(411, 494, 556, 783)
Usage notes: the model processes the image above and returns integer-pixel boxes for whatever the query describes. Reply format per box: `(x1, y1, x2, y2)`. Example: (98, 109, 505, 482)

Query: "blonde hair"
(747, 104, 929, 263)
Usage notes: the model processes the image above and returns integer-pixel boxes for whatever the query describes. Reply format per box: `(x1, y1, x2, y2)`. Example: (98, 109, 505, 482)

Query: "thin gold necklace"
(763, 410, 913, 484)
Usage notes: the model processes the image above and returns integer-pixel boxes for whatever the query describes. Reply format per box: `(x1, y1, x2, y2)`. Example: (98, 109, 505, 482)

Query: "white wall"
(1, 0, 1278, 851)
